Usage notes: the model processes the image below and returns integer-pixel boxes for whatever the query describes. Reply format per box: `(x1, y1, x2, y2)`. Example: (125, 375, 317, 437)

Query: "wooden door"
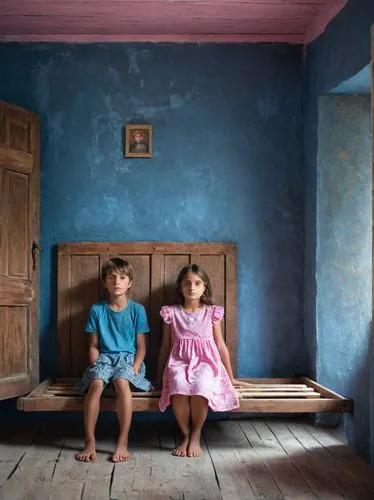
(0, 101, 40, 400)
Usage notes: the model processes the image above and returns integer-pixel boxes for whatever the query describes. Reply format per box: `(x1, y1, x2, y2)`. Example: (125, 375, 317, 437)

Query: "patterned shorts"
(74, 352, 152, 394)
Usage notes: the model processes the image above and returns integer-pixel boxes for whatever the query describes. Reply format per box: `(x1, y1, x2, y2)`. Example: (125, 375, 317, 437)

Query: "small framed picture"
(125, 124, 152, 158)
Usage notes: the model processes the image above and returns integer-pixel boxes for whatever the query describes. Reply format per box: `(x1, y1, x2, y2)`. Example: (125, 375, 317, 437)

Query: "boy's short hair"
(101, 258, 134, 281)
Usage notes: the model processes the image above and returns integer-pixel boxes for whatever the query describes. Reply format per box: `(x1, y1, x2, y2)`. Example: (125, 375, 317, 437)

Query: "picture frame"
(125, 124, 152, 158)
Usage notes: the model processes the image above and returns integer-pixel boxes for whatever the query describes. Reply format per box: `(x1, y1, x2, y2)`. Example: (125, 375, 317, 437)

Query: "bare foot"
(112, 444, 130, 462)
(172, 435, 189, 457)
(76, 440, 96, 462)
(187, 437, 203, 458)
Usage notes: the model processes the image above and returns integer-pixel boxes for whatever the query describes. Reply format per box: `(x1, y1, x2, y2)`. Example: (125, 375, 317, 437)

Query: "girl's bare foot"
(112, 444, 130, 462)
(172, 435, 189, 457)
(76, 439, 96, 462)
(187, 436, 203, 457)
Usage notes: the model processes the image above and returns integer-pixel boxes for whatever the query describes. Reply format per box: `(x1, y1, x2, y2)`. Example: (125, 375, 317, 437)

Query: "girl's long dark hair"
(175, 264, 214, 305)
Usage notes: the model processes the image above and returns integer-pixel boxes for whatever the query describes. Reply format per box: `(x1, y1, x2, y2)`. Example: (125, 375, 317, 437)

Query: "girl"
(75, 258, 152, 463)
(157, 264, 244, 458)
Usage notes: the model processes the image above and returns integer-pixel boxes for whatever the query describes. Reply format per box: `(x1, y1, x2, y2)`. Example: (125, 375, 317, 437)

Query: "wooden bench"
(18, 242, 353, 414)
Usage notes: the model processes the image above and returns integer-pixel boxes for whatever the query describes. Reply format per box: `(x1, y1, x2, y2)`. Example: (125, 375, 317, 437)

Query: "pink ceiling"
(0, 0, 347, 45)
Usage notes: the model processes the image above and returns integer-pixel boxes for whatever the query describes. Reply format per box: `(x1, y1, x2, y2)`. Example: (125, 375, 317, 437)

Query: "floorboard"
(0, 417, 372, 500)
(287, 421, 373, 500)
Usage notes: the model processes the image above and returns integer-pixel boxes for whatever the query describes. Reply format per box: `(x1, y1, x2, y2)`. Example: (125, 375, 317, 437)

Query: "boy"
(76, 258, 152, 462)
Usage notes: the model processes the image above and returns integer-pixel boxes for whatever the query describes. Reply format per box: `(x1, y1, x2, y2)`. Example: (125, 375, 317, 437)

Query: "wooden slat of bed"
(18, 378, 353, 413)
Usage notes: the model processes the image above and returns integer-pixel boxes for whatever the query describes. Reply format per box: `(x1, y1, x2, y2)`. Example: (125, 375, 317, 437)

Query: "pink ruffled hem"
(159, 389, 239, 412)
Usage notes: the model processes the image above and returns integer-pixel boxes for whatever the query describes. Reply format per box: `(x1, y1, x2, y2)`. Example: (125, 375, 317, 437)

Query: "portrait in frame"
(125, 124, 152, 158)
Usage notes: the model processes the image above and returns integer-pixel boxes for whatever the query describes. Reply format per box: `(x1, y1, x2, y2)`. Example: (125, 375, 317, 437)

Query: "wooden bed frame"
(18, 242, 353, 413)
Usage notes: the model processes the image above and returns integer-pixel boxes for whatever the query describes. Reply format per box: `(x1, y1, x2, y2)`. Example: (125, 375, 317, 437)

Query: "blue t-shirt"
(85, 300, 150, 354)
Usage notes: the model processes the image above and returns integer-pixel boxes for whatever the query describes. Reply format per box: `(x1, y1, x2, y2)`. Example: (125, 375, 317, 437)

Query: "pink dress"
(159, 304, 239, 412)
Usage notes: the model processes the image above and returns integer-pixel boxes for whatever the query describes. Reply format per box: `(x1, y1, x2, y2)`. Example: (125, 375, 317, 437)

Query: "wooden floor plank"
(240, 420, 317, 500)
(0, 418, 373, 500)
(49, 424, 114, 500)
(160, 423, 221, 500)
(17, 479, 84, 500)
(305, 423, 374, 497)
(152, 423, 184, 499)
(0, 422, 41, 487)
(117, 421, 221, 500)
(329, 426, 347, 445)
(52, 426, 91, 483)
(0, 425, 65, 500)
(288, 421, 374, 500)
(266, 420, 344, 499)
(204, 420, 280, 500)
(110, 422, 162, 499)
(81, 428, 115, 500)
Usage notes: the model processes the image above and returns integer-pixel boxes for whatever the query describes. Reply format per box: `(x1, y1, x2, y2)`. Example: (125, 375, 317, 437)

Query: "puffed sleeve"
(212, 305, 224, 324)
(160, 305, 173, 324)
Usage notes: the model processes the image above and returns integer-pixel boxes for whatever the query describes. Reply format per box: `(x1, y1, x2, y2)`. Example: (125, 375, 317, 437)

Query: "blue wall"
(304, 0, 374, 461)
(330, 64, 371, 94)
(0, 43, 305, 393)
(317, 95, 371, 459)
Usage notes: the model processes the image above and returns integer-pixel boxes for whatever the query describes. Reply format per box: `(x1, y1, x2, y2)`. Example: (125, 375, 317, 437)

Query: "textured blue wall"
(330, 64, 371, 94)
(317, 95, 371, 459)
(304, 0, 374, 461)
(0, 43, 305, 400)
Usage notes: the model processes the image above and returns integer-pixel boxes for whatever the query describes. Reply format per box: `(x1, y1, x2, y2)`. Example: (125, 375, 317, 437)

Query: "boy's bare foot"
(112, 444, 130, 462)
(76, 440, 96, 462)
(187, 437, 203, 458)
(172, 436, 189, 457)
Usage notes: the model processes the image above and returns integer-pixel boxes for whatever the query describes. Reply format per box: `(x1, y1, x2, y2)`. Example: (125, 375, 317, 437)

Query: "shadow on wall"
(316, 328, 371, 462)
(256, 167, 305, 378)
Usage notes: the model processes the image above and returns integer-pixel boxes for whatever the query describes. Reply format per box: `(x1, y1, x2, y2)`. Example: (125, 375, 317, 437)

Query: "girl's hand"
(133, 364, 140, 376)
(231, 378, 252, 387)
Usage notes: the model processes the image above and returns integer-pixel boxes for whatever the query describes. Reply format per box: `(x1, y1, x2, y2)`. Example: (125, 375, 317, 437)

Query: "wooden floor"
(0, 417, 373, 500)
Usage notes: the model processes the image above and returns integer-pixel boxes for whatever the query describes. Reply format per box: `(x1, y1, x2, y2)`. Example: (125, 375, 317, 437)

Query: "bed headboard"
(57, 242, 237, 379)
